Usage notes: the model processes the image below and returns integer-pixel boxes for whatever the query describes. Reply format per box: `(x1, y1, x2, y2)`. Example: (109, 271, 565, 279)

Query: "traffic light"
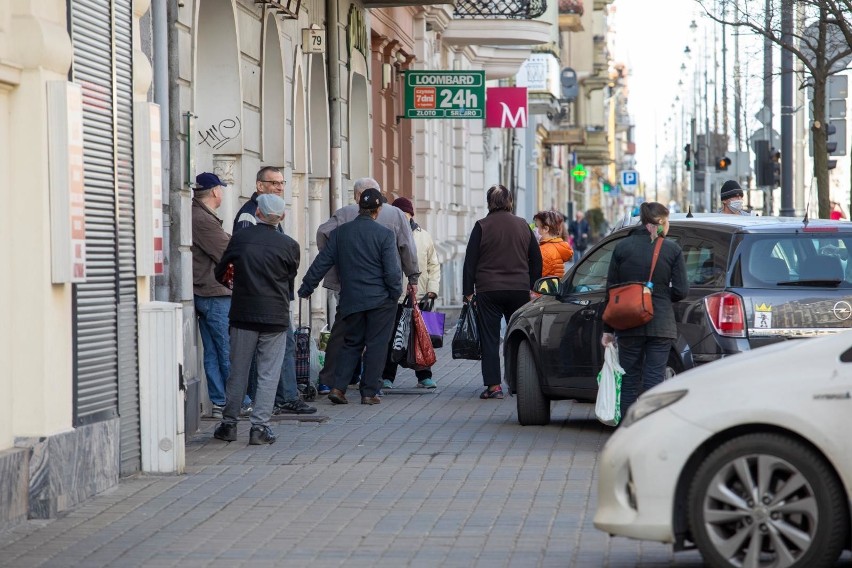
(827, 123, 838, 154)
(771, 149, 781, 187)
(715, 156, 731, 171)
(684, 144, 692, 171)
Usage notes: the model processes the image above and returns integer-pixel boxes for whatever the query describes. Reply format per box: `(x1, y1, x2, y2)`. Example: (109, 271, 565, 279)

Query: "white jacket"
(399, 223, 440, 303)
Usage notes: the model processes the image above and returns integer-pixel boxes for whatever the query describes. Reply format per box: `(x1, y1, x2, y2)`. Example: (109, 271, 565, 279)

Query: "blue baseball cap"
(195, 172, 227, 190)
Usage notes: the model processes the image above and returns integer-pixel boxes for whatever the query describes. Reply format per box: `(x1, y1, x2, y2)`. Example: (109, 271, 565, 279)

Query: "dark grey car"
(504, 215, 852, 425)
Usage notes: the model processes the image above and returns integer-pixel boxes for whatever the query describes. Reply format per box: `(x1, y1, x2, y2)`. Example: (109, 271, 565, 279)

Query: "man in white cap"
(718, 180, 752, 215)
(213, 193, 301, 445)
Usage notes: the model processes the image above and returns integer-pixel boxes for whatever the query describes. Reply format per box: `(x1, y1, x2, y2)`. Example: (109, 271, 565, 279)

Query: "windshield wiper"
(777, 279, 842, 287)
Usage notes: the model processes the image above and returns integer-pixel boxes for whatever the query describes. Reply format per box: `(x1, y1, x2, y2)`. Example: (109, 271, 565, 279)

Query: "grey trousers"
(223, 327, 287, 427)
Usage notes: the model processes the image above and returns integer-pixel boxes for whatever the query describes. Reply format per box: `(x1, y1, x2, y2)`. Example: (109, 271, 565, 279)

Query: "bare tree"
(695, 0, 852, 218)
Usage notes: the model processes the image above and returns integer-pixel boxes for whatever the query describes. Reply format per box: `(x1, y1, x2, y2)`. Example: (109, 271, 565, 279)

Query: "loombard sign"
(404, 71, 485, 119)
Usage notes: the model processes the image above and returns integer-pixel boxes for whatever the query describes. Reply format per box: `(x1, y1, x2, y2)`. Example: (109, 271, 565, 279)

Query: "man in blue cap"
(191, 172, 247, 418)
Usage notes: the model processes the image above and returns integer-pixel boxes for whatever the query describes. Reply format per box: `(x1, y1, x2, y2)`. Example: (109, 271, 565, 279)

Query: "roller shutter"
(70, 0, 140, 475)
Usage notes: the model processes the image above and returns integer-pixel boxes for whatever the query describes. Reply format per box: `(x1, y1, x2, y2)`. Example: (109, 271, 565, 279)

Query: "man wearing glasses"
(232, 166, 316, 417)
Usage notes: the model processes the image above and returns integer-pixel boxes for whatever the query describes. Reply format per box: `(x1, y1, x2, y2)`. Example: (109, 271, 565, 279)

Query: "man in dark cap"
(191, 172, 235, 418)
(718, 180, 751, 215)
(298, 187, 402, 406)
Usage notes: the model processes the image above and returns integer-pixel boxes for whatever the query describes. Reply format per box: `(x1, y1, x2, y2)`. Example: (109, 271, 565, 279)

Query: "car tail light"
(704, 292, 746, 337)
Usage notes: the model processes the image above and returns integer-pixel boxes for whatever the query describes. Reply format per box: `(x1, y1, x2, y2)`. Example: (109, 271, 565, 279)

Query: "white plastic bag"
(595, 343, 624, 426)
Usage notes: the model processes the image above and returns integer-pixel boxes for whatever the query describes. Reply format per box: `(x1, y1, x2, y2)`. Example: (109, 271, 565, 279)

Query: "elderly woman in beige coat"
(382, 197, 441, 389)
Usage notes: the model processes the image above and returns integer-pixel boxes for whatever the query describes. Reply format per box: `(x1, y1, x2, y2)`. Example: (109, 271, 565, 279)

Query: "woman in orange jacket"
(533, 210, 574, 278)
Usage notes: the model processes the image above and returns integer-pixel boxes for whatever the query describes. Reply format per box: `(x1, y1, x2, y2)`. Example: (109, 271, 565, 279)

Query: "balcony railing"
(454, 0, 547, 19)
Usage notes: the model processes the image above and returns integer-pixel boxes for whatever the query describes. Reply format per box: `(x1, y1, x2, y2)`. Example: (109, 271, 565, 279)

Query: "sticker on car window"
(754, 302, 772, 328)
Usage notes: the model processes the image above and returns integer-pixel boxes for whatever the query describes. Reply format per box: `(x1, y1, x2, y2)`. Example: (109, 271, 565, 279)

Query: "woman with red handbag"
(600, 202, 688, 421)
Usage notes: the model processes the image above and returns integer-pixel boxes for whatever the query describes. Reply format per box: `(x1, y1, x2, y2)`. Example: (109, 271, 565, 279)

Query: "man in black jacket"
(298, 188, 402, 405)
(232, 166, 315, 416)
(213, 194, 301, 445)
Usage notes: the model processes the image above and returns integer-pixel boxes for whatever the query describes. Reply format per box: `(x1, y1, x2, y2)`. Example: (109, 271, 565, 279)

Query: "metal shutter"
(114, 0, 140, 476)
(70, 0, 140, 475)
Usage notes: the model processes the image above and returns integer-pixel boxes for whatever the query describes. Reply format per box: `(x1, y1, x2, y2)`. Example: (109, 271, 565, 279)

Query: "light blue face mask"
(728, 199, 744, 211)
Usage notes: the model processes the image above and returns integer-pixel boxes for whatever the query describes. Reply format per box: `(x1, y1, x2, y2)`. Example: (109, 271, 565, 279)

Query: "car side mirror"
(533, 276, 561, 296)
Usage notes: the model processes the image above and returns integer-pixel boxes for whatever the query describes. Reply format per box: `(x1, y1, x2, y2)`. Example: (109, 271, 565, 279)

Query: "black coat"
(214, 223, 300, 330)
(299, 214, 402, 318)
(604, 228, 688, 338)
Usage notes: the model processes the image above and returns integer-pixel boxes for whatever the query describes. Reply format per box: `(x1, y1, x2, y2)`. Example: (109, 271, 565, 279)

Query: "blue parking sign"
(621, 170, 638, 187)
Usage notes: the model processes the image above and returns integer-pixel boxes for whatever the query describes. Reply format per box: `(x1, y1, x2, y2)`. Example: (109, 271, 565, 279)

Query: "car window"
(565, 239, 619, 294)
(740, 234, 852, 287)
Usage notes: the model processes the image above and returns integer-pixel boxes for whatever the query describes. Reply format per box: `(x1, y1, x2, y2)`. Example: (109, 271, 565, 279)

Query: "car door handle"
(580, 309, 596, 319)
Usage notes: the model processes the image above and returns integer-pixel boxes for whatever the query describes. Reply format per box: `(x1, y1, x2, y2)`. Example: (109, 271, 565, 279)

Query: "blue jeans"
(616, 336, 673, 420)
(247, 327, 298, 405)
(194, 295, 231, 406)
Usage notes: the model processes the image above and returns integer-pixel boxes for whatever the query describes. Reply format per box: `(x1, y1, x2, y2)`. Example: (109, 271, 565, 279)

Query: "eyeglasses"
(260, 180, 285, 187)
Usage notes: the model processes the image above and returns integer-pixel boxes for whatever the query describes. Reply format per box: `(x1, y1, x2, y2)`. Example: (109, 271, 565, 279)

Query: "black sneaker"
(249, 425, 277, 445)
(273, 399, 317, 415)
(213, 422, 237, 442)
(239, 404, 253, 417)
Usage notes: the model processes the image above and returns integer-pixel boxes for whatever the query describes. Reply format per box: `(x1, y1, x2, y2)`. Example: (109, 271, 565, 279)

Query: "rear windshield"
(734, 233, 852, 288)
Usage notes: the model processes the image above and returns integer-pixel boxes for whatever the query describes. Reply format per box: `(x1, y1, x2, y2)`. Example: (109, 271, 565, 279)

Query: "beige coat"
(399, 224, 440, 303)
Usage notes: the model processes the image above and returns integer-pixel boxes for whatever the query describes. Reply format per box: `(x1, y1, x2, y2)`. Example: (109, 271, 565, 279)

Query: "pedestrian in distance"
(191, 172, 238, 419)
(601, 201, 689, 421)
(299, 188, 403, 406)
(382, 196, 441, 390)
(830, 201, 846, 221)
(315, 178, 420, 394)
(568, 210, 590, 261)
(717, 180, 752, 216)
(463, 184, 543, 400)
(533, 210, 573, 278)
(213, 193, 301, 445)
(232, 166, 315, 416)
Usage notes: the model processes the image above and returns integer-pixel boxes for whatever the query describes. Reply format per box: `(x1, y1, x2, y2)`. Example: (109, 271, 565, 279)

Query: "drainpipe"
(327, 0, 342, 213)
(325, 0, 343, 325)
(151, 0, 169, 302)
(165, 0, 183, 303)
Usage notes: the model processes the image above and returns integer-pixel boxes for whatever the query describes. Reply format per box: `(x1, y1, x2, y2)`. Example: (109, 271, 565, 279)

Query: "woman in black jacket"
(601, 202, 688, 420)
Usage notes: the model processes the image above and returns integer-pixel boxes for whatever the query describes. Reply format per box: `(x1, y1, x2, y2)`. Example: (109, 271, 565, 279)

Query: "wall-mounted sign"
(517, 53, 561, 99)
(571, 164, 587, 183)
(486, 87, 528, 128)
(561, 67, 578, 101)
(302, 27, 325, 54)
(404, 71, 485, 119)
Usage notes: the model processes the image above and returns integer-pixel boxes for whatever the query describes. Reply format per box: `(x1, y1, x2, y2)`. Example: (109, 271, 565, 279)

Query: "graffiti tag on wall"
(197, 117, 241, 149)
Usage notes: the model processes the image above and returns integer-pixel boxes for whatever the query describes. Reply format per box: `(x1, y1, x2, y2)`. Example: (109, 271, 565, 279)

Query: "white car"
(594, 331, 852, 568)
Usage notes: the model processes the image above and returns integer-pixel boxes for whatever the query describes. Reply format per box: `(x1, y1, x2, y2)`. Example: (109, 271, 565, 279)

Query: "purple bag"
(420, 310, 445, 349)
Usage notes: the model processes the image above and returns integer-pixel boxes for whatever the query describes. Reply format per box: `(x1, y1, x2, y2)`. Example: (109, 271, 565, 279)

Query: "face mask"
(533, 227, 542, 240)
(728, 199, 744, 211)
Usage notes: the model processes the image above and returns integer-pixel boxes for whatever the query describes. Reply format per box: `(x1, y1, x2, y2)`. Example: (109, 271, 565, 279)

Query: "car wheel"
(515, 340, 550, 425)
(688, 433, 847, 568)
(664, 352, 682, 381)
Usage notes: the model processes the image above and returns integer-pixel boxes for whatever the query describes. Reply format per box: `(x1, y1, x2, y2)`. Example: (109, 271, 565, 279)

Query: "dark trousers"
(617, 336, 673, 419)
(382, 303, 432, 382)
(475, 290, 530, 387)
(331, 300, 398, 397)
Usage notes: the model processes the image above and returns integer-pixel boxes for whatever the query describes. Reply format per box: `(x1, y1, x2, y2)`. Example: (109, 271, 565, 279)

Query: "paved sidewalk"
(0, 349, 717, 567)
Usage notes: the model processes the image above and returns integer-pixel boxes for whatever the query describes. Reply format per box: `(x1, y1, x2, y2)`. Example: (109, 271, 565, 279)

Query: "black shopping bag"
(451, 298, 481, 360)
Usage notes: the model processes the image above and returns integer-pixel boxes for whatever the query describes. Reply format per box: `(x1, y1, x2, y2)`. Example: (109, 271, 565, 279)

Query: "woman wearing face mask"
(718, 180, 752, 215)
(533, 210, 573, 278)
(601, 202, 689, 421)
